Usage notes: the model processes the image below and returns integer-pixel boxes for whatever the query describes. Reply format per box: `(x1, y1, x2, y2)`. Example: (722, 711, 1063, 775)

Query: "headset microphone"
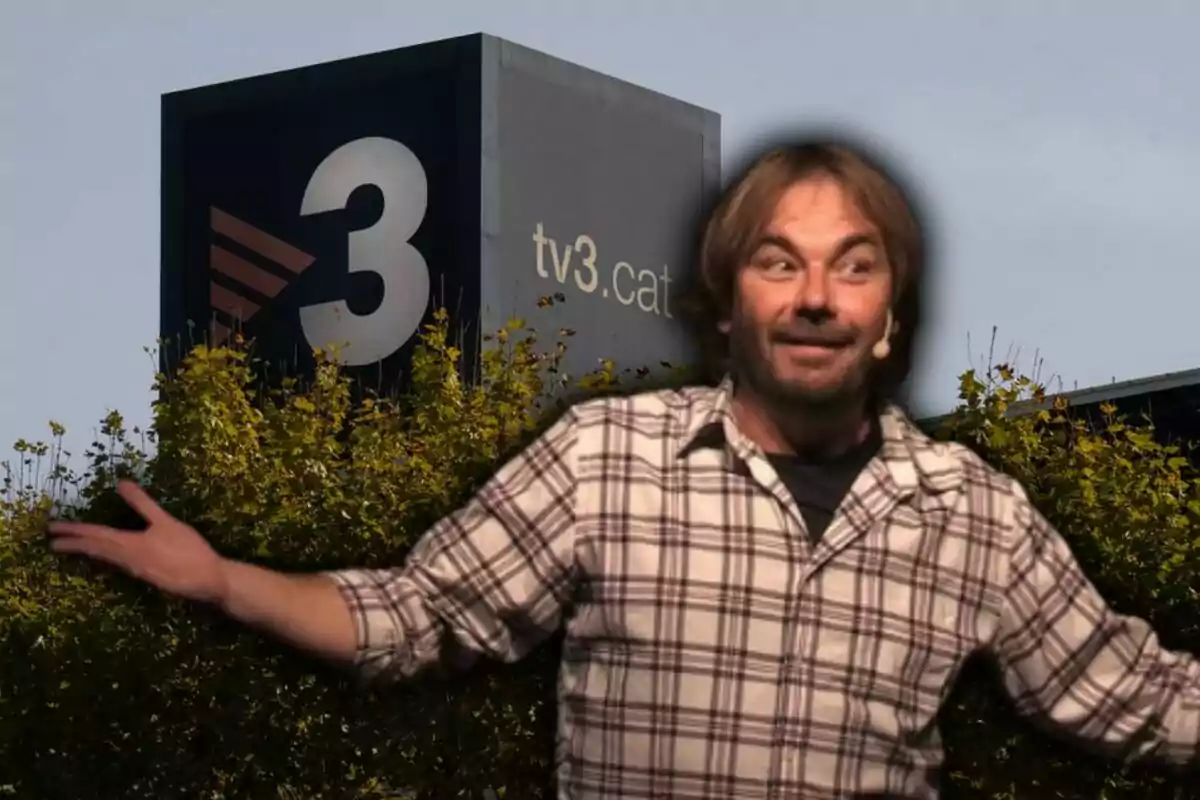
(871, 309, 894, 360)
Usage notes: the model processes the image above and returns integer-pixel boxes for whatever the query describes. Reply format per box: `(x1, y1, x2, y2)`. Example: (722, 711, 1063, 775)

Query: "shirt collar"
(677, 376, 963, 498)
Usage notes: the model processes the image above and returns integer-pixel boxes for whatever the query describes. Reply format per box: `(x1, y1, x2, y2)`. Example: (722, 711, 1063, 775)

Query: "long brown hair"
(677, 136, 929, 401)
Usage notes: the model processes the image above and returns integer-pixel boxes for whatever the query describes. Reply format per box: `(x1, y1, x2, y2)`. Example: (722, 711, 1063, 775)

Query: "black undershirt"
(765, 418, 883, 545)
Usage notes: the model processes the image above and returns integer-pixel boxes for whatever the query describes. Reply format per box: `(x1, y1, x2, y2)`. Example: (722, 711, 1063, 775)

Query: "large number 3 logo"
(298, 137, 430, 367)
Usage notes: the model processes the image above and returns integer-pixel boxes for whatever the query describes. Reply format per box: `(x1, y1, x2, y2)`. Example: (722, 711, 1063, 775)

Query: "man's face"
(722, 175, 894, 410)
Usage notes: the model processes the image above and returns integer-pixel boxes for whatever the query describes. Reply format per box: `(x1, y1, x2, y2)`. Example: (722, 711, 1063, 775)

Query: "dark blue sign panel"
(162, 36, 483, 388)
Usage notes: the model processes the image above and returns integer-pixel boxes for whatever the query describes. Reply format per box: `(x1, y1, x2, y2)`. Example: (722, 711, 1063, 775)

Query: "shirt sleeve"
(990, 481, 1200, 766)
(323, 411, 579, 683)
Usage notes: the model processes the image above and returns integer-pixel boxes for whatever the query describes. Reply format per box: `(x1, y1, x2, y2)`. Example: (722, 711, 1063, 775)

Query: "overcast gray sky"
(2, 1, 1197, 462)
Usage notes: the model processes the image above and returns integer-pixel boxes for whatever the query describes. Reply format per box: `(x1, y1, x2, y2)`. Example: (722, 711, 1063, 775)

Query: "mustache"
(770, 321, 859, 347)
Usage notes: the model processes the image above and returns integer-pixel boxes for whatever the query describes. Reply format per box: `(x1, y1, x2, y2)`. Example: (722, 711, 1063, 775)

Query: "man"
(48, 140, 1200, 798)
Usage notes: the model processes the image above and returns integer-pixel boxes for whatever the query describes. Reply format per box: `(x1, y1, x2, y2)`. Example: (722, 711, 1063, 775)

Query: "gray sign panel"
(483, 39, 721, 382)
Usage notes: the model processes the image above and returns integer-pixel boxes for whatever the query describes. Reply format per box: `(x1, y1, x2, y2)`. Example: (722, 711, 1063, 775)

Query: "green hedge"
(2, 311, 1198, 799)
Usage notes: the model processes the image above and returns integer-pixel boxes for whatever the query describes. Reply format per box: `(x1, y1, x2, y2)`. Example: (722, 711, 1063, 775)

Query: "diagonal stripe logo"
(207, 206, 316, 346)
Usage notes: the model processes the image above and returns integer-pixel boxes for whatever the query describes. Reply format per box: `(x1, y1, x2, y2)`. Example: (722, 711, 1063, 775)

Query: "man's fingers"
(46, 520, 122, 539)
(117, 480, 172, 525)
(48, 529, 131, 568)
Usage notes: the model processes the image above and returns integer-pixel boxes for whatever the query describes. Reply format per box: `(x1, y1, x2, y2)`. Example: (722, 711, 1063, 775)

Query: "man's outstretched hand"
(47, 480, 230, 606)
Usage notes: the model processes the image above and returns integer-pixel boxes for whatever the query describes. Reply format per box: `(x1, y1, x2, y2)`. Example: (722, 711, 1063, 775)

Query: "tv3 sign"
(207, 136, 430, 366)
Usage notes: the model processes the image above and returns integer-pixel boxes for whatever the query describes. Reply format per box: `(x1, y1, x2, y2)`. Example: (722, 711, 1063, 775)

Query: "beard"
(727, 313, 878, 415)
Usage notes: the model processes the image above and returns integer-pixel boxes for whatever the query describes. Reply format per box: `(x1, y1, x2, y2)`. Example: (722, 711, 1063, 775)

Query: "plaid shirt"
(328, 380, 1200, 798)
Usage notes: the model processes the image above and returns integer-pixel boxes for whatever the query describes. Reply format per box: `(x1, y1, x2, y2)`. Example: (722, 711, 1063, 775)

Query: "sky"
(2, 1, 1198, 468)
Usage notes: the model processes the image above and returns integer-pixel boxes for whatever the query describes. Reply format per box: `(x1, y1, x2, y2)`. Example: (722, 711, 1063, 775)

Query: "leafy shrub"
(2, 315, 1198, 798)
(1, 308, 574, 800)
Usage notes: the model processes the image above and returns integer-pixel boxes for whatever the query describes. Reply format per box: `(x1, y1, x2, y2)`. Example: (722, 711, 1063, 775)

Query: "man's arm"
(49, 482, 362, 663)
(317, 411, 580, 682)
(990, 482, 1200, 766)
(49, 411, 580, 683)
(213, 563, 358, 662)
